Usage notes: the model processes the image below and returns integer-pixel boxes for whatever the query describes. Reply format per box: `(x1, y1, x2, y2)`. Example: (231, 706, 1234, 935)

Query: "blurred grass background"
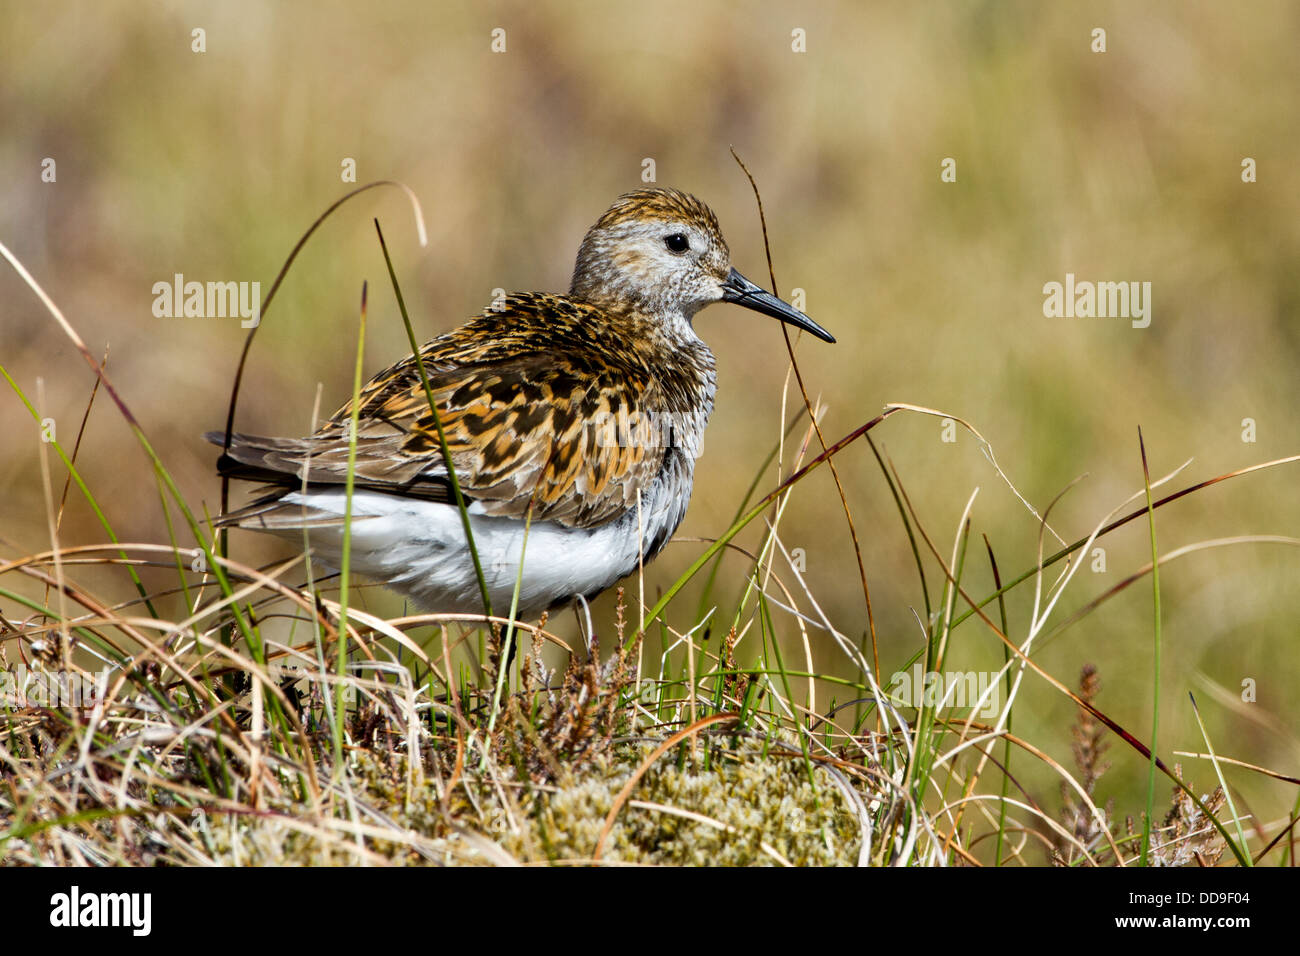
(2, 0, 1298, 835)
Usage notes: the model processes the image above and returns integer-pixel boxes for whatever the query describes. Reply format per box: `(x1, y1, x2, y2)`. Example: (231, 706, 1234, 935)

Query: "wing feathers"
(208, 294, 715, 530)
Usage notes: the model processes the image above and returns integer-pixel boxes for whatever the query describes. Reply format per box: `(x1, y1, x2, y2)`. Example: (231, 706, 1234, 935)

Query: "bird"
(207, 187, 834, 618)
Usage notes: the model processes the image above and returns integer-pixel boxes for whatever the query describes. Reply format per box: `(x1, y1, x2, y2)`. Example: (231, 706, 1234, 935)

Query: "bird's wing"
(211, 295, 672, 529)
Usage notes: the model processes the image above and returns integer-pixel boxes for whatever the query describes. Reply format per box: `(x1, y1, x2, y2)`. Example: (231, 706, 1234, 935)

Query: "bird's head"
(569, 187, 834, 343)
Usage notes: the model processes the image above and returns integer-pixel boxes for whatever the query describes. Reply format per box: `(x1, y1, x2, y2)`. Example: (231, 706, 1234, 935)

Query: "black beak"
(720, 268, 835, 343)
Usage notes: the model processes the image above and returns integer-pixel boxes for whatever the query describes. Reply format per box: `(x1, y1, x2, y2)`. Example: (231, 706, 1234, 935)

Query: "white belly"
(268, 479, 688, 616)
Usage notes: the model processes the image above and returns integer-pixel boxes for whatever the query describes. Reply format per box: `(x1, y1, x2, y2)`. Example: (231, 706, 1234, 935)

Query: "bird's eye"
(663, 233, 690, 254)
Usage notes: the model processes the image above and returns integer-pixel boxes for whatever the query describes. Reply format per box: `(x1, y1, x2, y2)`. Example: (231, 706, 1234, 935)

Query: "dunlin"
(208, 187, 834, 616)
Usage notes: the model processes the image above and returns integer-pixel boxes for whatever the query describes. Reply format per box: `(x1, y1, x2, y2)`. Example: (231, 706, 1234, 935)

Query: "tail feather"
(203, 429, 453, 502)
(214, 489, 369, 531)
(204, 430, 325, 484)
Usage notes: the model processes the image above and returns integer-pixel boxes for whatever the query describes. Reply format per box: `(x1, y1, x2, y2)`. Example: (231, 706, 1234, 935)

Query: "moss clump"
(199, 736, 869, 866)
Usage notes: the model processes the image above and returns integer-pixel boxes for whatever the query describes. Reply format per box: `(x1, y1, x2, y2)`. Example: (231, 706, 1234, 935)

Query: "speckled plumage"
(208, 187, 833, 615)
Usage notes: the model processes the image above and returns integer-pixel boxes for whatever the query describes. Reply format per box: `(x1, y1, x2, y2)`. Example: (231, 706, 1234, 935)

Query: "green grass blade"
(373, 218, 493, 620)
(1138, 429, 1161, 866)
(332, 283, 368, 771)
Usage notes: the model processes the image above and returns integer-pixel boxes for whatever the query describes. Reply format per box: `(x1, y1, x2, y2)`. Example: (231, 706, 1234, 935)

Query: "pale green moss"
(200, 737, 872, 866)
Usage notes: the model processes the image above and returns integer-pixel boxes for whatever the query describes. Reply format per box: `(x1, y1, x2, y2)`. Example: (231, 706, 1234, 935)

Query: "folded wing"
(209, 294, 667, 530)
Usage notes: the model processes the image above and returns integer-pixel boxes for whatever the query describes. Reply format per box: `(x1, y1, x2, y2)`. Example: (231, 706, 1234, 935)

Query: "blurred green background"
(3, 1, 1298, 836)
